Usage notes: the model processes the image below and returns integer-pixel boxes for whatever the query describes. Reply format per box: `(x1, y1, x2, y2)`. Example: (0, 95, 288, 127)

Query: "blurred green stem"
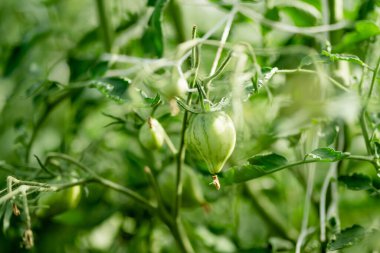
(276, 69, 348, 91)
(96, 0, 113, 52)
(168, 0, 186, 43)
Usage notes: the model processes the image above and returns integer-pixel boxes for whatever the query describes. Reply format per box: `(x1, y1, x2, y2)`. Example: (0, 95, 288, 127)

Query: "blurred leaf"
(139, 90, 161, 107)
(321, 50, 369, 68)
(335, 20, 380, 52)
(276, 0, 321, 27)
(2, 201, 12, 233)
(261, 7, 280, 35)
(141, 0, 168, 57)
(299, 54, 329, 68)
(338, 173, 373, 191)
(327, 225, 368, 251)
(68, 57, 108, 81)
(3, 26, 50, 76)
(306, 148, 349, 162)
(89, 77, 131, 103)
(248, 153, 288, 168)
(221, 153, 287, 185)
(147, 0, 156, 6)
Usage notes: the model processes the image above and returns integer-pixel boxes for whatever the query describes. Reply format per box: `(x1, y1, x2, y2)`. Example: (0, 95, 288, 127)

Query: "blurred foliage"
(1, 0, 380, 252)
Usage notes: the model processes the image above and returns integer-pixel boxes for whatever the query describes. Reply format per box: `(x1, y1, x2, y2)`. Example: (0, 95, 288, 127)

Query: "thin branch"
(206, 6, 237, 94)
(366, 55, 380, 104)
(238, 4, 350, 36)
(276, 69, 349, 92)
(95, 0, 113, 52)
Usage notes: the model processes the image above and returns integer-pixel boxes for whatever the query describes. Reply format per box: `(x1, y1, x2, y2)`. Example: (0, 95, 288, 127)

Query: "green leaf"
(327, 225, 368, 251)
(335, 20, 380, 52)
(299, 54, 330, 68)
(321, 50, 369, 68)
(248, 153, 288, 168)
(338, 173, 373, 191)
(89, 77, 131, 103)
(306, 148, 349, 162)
(139, 90, 161, 107)
(221, 153, 287, 185)
(141, 0, 168, 57)
(68, 57, 108, 81)
(3, 26, 50, 77)
(276, 0, 321, 27)
(2, 201, 12, 233)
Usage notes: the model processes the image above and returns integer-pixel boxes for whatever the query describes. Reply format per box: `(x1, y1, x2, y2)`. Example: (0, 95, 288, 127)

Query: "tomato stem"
(211, 175, 221, 190)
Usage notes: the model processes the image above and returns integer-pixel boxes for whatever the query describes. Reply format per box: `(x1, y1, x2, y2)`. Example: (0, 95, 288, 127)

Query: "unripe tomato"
(36, 185, 81, 218)
(160, 77, 189, 99)
(185, 111, 236, 175)
(138, 117, 165, 150)
(158, 163, 206, 208)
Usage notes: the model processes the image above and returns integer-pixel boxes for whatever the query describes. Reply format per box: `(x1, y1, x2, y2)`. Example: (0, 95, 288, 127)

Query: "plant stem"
(173, 26, 200, 219)
(276, 68, 349, 91)
(95, 0, 112, 52)
(359, 110, 373, 155)
(205, 6, 237, 95)
(366, 55, 380, 103)
(45, 153, 156, 212)
(168, 0, 187, 43)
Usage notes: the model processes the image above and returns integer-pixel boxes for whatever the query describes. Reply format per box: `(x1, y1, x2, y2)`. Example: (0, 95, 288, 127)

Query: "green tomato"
(160, 77, 189, 99)
(158, 163, 206, 208)
(185, 111, 236, 175)
(36, 185, 81, 218)
(138, 117, 165, 150)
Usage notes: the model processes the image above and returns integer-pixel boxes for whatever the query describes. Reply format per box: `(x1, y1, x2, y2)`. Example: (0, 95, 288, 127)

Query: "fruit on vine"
(36, 185, 81, 218)
(185, 111, 236, 189)
(138, 117, 165, 150)
(158, 163, 206, 208)
(161, 76, 189, 99)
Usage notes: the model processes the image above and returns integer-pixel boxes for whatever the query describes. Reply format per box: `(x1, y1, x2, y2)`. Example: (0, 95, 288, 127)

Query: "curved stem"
(276, 68, 349, 91)
(45, 153, 156, 212)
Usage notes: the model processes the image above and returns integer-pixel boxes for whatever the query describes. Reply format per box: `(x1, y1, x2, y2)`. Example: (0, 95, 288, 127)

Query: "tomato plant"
(1, 0, 380, 252)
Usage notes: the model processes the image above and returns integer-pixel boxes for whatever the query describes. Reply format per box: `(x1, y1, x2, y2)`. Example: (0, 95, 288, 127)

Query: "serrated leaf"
(221, 153, 287, 185)
(141, 0, 168, 57)
(338, 174, 373, 191)
(306, 148, 349, 162)
(89, 77, 131, 103)
(321, 50, 369, 68)
(327, 225, 367, 251)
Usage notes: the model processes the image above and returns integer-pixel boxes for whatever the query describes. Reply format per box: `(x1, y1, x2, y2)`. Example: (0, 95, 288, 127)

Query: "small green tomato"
(161, 77, 189, 99)
(36, 185, 81, 218)
(185, 111, 236, 190)
(138, 117, 165, 150)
